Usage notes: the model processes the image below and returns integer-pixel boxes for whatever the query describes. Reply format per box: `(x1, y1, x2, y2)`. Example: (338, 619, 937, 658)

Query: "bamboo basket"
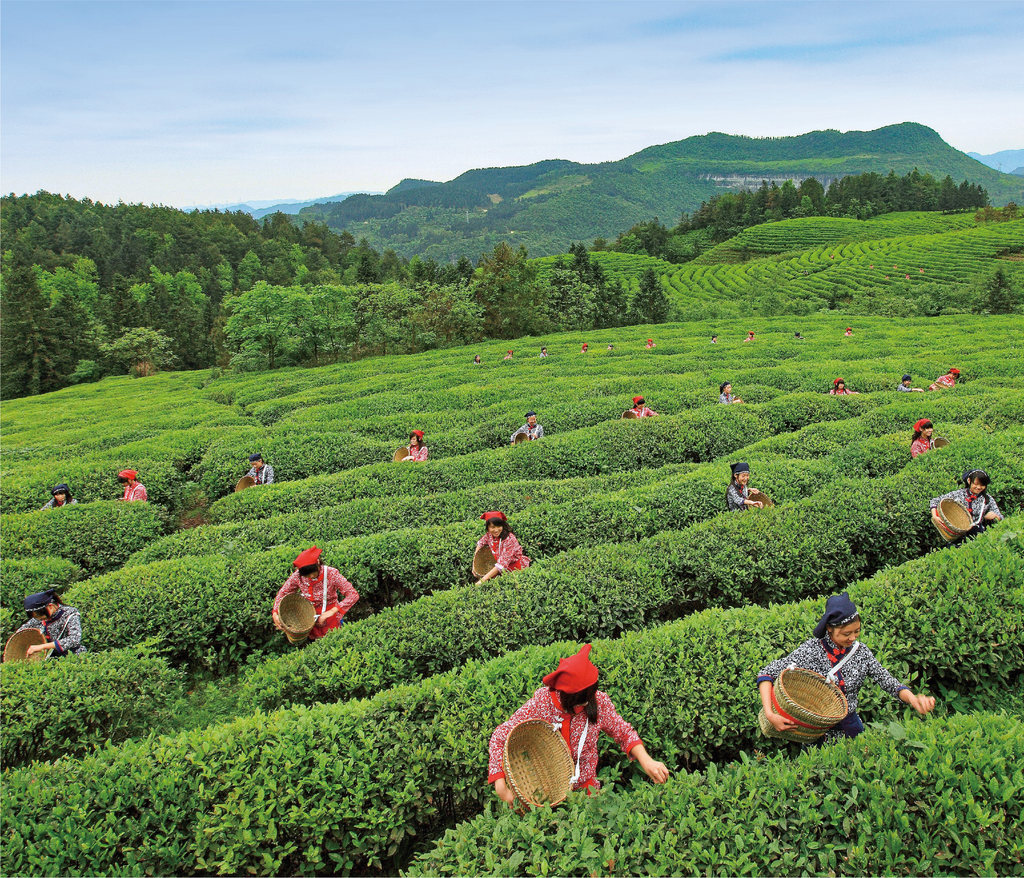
(4, 629, 47, 664)
(473, 546, 496, 578)
(393, 446, 410, 462)
(621, 410, 639, 419)
(758, 667, 848, 744)
(502, 720, 574, 808)
(748, 490, 774, 508)
(235, 475, 256, 492)
(514, 432, 528, 444)
(934, 498, 972, 542)
(932, 437, 950, 449)
(279, 593, 317, 644)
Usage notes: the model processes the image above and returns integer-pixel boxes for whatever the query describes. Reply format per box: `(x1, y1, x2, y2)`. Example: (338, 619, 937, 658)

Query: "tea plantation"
(2, 233, 1023, 875)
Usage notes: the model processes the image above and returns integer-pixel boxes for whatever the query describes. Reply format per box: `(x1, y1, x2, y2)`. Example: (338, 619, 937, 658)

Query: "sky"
(2, 1, 1022, 208)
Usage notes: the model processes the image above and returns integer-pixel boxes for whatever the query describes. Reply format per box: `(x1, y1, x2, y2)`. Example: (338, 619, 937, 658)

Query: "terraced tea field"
(2, 307, 1023, 875)
(534, 213, 1024, 311)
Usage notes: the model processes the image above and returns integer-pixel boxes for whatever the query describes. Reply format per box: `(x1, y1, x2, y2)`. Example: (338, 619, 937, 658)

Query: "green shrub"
(1, 524, 1019, 877)
(0, 556, 84, 642)
(0, 644, 184, 768)
(409, 711, 1024, 878)
(238, 441, 1021, 710)
(0, 501, 165, 573)
(206, 406, 773, 523)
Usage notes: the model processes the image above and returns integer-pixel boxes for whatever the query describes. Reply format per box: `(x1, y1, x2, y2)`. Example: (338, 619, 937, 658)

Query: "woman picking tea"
(757, 592, 935, 742)
(488, 644, 669, 805)
(272, 546, 359, 641)
(911, 419, 935, 458)
(930, 469, 1002, 541)
(405, 430, 429, 461)
(726, 462, 763, 512)
(475, 511, 530, 582)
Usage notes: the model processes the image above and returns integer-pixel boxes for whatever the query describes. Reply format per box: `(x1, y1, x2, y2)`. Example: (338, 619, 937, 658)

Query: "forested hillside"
(298, 123, 1024, 260)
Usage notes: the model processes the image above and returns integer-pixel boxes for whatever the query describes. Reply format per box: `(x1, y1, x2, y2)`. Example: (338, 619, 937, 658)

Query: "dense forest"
(0, 193, 660, 399)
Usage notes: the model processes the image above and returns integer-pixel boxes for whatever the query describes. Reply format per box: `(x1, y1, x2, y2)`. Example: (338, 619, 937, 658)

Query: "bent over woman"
(17, 588, 86, 658)
(488, 644, 669, 806)
(757, 592, 934, 743)
(272, 546, 359, 641)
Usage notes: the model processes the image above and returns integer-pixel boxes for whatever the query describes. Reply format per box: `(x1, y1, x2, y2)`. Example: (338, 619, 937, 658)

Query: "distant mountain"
(298, 123, 1024, 262)
(184, 192, 381, 218)
(967, 149, 1024, 173)
(1012, 167, 1024, 177)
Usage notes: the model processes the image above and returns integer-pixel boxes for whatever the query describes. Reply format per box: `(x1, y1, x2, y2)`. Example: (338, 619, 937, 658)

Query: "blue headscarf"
(813, 592, 859, 638)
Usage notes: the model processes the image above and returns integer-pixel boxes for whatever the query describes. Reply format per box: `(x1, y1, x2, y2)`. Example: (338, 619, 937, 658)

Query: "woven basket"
(621, 409, 639, 419)
(748, 490, 774, 508)
(932, 436, 950, 449)
(279, 593, 316, 644)
(393, 446, 410, 462)
(502, 720, 574, 808)
(758, 667, 848, 744)
(473, 545, 496, 578)
(934, 498, 972, 542)
(235, 475, 256, 492)
(514, 432, 528, 445)
(4, 629, 47, 664)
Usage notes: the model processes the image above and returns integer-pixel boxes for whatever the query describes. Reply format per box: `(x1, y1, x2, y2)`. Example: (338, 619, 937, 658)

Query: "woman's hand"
(984, 511, 1002, 521)
(478, 566, 499, 583)
(26, 643, 52, 656)
(766, 711, 799, 733)
(641, 758, 670, 784)
(319, 607, 340, 623)
(493, 777, 516, 806)
(901, 691, 936, 716)
(272, 611, 285, 632)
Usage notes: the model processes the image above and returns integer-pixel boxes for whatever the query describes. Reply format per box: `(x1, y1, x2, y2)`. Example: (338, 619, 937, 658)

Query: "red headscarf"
(293, 546, 322, 568)
(833, 377, 844, 386)
(914, 418, 931, 432)
(949, 368, 960, 376)
(480, 511, 507, 522)
(542, 644, 599, 694)
(118, 469, 138, 479)
(632, 396, 645, 405)
(410, 430, 424, 440)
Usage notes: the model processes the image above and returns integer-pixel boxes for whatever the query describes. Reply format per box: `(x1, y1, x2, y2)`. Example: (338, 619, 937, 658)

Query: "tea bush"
(0, 501, 166, 573)
(239, 441, 1022, 709)
(410, 711, 1024, 878)
(0, 644, 184, 768)
(0, 556, 84, 642)
(1, 523, 1019, 877)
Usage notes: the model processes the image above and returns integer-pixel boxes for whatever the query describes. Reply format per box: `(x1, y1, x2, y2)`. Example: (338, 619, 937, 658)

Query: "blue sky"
(2, 1, 1021, 207)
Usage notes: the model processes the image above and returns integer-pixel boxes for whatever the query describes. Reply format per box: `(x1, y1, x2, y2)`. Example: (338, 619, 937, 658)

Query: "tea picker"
(475, 511, 530, 582)
(40, 483, 77, 510)
(510, 412, 544, 445)
(117, 469, 147, 502)
(488, 644, 669, 809)
(911, 419, 948, 458)
(272, 546, 359, 642)
(929, 367, 960, 391)
(930, 469, 1002, 543)
(623, 396, 657, 419)
(726, 462, 768, 512)
(757, 592, 934, 744)
(404, 430, 429, 461)
(245, 453, 275, 485)
(6, 588, 87, 661)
